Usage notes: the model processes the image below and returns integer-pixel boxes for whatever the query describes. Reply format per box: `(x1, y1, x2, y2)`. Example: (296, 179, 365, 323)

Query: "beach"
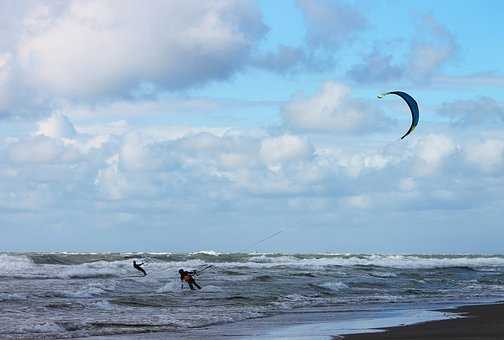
(81, 303, 503, 339)
(344, 303, 504, 340)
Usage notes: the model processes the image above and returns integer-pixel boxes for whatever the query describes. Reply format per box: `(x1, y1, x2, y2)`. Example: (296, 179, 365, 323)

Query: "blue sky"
(0, 0, 503, 253)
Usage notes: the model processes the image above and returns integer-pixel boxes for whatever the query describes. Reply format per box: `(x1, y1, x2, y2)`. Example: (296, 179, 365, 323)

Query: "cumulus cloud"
(414, 134, 457, 176)
(95, 154, 127, 200)
(437, 97, 504, 126)
(281, 81, 392, 133)
(259, 135, 314, 169)
(296, 0, 367, 49)
(37, 113, 77, 139)
(0, 0, 268, 113)
(8, 136, 67, 164)
(465, 139, 504, 173)
(18, 0, 266, 99)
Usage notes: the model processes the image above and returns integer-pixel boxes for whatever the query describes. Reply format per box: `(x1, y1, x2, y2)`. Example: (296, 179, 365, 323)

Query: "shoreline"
(342, 303, 504, 339)
(81, 302, 504, 339)
(77, 302, 504, 339)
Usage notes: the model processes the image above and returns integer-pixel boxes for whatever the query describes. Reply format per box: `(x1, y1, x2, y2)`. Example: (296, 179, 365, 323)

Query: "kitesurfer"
(179, 268, 201, 290)
(133, 260, 147, 276)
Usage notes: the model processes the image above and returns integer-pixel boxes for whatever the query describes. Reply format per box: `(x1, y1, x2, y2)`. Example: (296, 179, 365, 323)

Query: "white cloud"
(8, 135, 66, 163)
(95, 154, 127, 200)
(282, 81, 391, 133)
(259, 134, 314, 168)
(1, 0, 267, 111)
(342, 152, 392, 177)
(296, 0, 367, 49)
(465, 139, 504, 173)
(37, 113, 77, 138)
(414, 134, 457, 176)
(21, 0, 266, 98)
(2, 114, 502, 211)
(118, 133, 161, 172)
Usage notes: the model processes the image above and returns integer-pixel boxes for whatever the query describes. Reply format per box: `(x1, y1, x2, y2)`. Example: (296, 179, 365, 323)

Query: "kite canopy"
(378, 91, 419, 140)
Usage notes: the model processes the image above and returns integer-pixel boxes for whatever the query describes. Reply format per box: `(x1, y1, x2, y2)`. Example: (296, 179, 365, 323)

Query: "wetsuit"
(180, 271, 201, 290)
(133, 261, 147, 276)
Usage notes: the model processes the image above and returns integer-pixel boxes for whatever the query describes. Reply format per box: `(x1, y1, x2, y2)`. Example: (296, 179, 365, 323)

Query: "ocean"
(2, 252, 504, 339)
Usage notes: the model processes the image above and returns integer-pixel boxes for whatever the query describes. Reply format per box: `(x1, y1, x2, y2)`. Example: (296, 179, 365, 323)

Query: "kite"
(378, 91, 419, 140)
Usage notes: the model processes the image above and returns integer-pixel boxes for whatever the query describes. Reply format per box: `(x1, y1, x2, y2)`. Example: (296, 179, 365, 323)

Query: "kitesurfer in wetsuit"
(133, 260, 147, 276)
(179, 269, 201, 290)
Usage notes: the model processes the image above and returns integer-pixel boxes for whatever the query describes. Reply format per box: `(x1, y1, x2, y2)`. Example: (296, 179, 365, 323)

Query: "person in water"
(133, 260, 147, 276)
(179, 268, 201, 290)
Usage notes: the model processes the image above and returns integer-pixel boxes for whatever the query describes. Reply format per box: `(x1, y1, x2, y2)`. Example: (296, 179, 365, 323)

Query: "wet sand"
(76, 305, 455, 339)
(343, 303, 504, 340)
(78, 303, 504, 339)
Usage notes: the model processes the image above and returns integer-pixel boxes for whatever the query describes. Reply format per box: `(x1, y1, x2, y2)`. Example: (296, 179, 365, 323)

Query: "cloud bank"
(1, 109, 504, 251)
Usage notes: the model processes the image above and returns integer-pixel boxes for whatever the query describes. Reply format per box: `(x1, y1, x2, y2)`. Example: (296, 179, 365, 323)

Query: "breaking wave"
(4, 252, 503, 268)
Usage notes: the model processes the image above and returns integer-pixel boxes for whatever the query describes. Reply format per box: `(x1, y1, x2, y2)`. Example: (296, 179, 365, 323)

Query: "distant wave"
(189, 250, 222, 256)
(5, 252, 504, 271)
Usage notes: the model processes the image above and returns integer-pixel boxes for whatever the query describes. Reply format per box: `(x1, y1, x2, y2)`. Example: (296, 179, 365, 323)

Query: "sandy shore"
(78, 303, 504, 339)
(343, 303, 504, 340)
(79, 307, 422, 339)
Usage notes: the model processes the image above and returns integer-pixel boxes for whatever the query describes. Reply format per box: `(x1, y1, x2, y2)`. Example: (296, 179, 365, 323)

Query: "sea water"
(1, 252, 504, 338)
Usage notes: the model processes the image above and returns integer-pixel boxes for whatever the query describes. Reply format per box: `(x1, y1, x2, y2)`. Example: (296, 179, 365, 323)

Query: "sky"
(1, 0, 504, 253)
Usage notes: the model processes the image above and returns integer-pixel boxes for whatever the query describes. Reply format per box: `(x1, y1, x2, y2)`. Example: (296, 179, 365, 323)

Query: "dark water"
(2, 252, 504, 338)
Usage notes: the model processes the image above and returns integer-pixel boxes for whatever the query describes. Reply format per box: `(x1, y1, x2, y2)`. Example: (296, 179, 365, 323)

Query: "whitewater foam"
(318, 281, 349, 291)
